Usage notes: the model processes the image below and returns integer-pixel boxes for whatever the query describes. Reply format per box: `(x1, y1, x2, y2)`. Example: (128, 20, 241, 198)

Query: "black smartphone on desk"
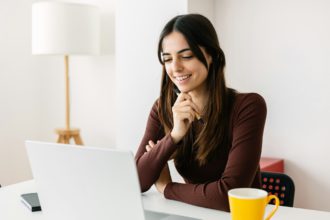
(21, 192, 42, 212)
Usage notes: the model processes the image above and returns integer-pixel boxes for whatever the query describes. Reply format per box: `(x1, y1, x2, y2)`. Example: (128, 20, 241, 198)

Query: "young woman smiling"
(135, 14, 267, 211)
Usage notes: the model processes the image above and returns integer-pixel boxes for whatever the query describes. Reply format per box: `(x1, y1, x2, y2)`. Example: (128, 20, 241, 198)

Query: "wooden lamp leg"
(56, 55, 83, 146)
(56, 128, 83, 145)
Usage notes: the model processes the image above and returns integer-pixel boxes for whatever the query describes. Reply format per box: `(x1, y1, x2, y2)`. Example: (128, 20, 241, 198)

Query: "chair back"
(261, 171, 295, 207)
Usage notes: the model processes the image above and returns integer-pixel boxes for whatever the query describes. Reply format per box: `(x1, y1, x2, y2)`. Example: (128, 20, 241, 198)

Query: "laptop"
(25, 141, 198, 220)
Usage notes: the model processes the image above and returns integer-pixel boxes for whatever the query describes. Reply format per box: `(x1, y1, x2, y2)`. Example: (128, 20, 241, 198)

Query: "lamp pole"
(55, 55, 83, 145)
(65, 55, 70, 130)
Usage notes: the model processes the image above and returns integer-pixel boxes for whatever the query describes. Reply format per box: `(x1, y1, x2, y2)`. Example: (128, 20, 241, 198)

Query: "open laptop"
(25, 141, 198, 220)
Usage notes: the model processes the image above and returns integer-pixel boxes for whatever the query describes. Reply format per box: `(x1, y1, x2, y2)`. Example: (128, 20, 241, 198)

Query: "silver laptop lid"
(25, 141, 145, 220)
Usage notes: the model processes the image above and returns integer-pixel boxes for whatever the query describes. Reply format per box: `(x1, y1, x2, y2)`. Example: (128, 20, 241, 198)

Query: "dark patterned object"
(261, 171, 295, 207)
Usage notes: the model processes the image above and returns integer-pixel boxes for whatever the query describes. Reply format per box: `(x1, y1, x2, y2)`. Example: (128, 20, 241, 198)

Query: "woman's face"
(161, 31, 212, 94)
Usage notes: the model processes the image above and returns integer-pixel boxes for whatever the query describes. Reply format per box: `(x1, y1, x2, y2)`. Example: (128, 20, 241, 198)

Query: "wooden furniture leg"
(55, 128, 83, 145)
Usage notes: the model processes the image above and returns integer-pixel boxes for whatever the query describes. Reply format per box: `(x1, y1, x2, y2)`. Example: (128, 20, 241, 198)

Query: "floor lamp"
(32, 2, 100, 145)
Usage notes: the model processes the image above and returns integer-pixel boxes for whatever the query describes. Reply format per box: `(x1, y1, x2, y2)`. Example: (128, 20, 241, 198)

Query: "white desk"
(1, 180, 330, 220)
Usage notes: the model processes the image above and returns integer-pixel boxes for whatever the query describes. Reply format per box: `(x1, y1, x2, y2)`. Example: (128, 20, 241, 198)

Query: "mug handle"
(264, 195, 280, 220)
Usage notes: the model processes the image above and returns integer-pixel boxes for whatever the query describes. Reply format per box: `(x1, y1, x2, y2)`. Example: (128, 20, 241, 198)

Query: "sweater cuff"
(164, 182, 176, 199)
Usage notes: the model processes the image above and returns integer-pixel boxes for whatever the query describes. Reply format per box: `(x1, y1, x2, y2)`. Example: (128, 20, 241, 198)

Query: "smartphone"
(21, 192, 42, 212)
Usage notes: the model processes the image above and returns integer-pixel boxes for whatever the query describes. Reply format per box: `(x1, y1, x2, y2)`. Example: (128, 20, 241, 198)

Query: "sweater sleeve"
(135, 101, 179, 192)
(163, 93, 267, 211)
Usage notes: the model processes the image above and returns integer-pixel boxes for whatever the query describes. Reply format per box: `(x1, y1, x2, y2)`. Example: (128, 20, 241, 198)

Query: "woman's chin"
(176, 86, 192, 93)
(178, 88, 190, 93)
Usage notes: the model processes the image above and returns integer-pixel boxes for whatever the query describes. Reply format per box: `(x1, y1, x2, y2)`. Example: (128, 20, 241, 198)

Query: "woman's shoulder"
(151, 98, 161, 111)
(232, 92, 267, 115)
(148, 98, 163, 120)
(234, 92, 266, 106)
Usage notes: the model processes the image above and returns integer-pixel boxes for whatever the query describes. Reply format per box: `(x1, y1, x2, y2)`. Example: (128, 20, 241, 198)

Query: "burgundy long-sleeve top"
(135, 93, 267, 211)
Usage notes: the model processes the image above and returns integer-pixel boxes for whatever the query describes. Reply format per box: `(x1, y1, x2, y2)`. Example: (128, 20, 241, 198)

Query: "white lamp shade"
(32, 1, 100, 55)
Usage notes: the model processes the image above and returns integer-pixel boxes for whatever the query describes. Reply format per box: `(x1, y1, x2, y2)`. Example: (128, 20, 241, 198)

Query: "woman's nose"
(172, 59, 183, 72)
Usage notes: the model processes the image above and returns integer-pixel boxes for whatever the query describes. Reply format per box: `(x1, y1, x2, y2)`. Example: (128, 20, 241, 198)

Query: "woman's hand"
(146, 140, 172, 194)
(171, 93, 200, 144)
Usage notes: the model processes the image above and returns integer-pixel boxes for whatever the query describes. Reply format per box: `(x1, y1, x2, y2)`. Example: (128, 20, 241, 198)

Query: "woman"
(135, 14, 266, 211)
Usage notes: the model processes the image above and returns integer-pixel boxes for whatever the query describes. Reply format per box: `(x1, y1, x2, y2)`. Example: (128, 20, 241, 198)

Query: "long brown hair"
(157, 14, 236, 166)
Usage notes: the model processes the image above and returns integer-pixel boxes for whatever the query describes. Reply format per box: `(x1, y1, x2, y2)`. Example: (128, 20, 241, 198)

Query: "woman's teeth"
(176, 75, 191, 81)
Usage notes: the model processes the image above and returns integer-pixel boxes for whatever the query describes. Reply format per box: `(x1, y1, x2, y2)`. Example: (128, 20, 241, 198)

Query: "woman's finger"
(173, 96, 201, 117)
(178, 100, 200, 115)
(145, 145, 151, 152)
(174, 111, 195, 124)
(148, 140, 155, 147)
(175, 92, 192, 102)
(174, 105, 196, 115)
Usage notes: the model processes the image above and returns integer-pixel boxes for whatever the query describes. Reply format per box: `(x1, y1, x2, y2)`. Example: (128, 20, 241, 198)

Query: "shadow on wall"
(286, 160, 330, 211)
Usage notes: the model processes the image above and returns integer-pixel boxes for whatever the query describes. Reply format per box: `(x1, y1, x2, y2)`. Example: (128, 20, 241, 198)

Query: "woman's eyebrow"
(162, 48, 191, 56)
(177, 48, 191, 54)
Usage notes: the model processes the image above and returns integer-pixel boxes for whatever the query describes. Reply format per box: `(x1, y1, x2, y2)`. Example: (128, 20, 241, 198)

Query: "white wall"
(115, 0, 187, 152)
(0, 0, 43, 185)
(216, 0, 330, 211)
(0, 0, 116, 186)
(188, 0, 215, 24)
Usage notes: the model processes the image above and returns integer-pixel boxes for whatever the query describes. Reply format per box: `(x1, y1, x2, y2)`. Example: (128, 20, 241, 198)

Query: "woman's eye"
(163, 58, 172, 63)
(182, 55, 194, 59)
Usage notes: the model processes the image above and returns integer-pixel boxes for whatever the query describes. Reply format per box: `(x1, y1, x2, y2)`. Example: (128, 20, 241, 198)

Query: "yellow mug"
(228, 188, 279, 220)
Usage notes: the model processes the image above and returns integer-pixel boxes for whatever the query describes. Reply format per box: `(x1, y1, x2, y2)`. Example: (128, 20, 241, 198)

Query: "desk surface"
(1, 180, 330, 220)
